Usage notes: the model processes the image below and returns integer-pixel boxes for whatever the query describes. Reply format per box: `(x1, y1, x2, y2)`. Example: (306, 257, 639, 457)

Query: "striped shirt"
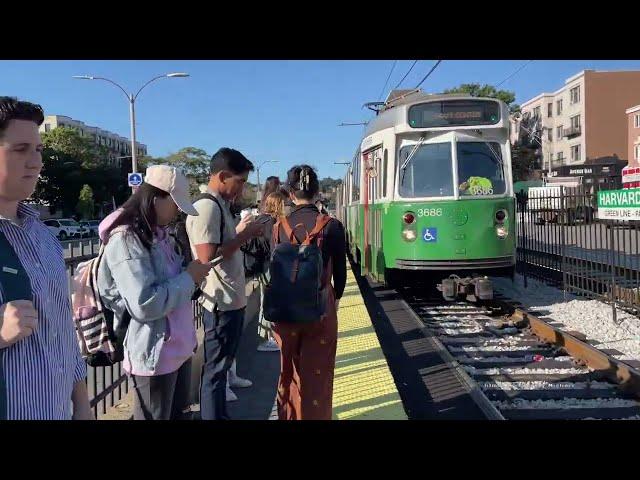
(0, 203, 86, 420)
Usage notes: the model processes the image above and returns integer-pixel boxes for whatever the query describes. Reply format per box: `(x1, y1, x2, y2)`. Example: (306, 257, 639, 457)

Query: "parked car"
(43, 218, 87, 240)
(79, 220, 101, 237)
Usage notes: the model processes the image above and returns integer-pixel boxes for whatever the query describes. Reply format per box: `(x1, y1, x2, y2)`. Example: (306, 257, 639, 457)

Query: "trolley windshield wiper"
(485, 142, 503, 169)
(400, 134, 427, 185)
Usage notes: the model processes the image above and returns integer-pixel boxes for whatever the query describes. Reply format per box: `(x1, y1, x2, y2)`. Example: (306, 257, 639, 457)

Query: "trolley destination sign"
(597, 188, 640, 220)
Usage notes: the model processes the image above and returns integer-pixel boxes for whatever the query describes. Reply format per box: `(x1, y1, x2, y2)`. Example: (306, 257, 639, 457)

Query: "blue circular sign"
(128, 173, 143, 187)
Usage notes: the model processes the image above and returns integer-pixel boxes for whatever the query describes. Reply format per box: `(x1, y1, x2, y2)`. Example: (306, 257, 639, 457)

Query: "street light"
(72, 72, 189, 185)
(255, 160, 279, 203)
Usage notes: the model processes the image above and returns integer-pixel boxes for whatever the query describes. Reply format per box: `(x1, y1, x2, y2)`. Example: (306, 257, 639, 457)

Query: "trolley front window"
(457, 142, 506, 196)
(399, 143, 453, 198)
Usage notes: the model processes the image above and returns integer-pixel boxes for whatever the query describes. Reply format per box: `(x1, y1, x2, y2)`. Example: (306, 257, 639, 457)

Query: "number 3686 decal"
(417, 208, 443, 217)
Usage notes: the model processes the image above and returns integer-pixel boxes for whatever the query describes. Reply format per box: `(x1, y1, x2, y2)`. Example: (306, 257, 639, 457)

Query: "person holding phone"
(186, 148, 263, 420)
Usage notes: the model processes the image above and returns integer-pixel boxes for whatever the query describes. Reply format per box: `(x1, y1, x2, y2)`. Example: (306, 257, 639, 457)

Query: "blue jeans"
(199, 307, 245, 420)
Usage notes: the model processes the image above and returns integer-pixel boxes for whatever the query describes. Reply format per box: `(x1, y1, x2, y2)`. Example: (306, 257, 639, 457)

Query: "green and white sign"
(598, 188, 640, 220)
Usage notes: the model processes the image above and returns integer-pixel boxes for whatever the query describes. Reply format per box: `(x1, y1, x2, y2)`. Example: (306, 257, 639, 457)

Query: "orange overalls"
(272, 215, 338, 420)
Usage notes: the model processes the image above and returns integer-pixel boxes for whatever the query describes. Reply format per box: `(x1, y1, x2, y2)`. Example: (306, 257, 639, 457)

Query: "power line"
(496, 60, 533, 88)
(415, 60, 443, 89)
(378, 60, 398, 101)
(393, 60, 418, 90)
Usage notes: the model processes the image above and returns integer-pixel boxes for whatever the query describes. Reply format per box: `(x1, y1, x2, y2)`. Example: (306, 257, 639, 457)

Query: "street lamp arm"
(89, 77, 131, 100)
(134, 74, 171, 101)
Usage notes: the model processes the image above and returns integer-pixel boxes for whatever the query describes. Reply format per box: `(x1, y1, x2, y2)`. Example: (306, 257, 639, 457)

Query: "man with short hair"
(186, 147, 262, 420)
(0, 97, 92, 420)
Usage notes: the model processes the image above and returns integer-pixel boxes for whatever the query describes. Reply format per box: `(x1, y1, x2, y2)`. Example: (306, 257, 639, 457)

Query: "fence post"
(609, 219, 618, 324)
(560, 186, 567, 300)
(519, 192, 528, 289)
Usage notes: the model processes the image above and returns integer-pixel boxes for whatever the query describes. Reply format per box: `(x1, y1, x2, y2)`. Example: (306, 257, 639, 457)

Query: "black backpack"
(172, 193, 225, 265)
(241, 213, 271, 279)
(263, 214, 332, 324)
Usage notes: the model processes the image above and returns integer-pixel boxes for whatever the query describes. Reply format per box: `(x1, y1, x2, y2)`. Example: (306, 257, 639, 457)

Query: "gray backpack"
(263, 214, 332, 324)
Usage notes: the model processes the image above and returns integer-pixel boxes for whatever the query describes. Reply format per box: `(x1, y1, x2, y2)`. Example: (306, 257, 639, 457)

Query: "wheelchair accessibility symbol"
(422, 228, 437, 243)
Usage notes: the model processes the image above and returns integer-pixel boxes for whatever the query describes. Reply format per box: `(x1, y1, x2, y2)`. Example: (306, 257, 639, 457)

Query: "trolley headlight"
(496, 226, 508, 239)
(402, 229, 417, 242)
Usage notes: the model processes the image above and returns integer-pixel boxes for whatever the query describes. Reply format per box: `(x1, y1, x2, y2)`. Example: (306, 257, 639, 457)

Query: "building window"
(571, 144, 581, 162)
(571, 115, 581, 129)
(557, 99, 563, 115)
(547, 128, 552, 141)
(547, 103, 553, 118)
(557, 125, 563, 139)
(570, 86, 580, 104)
(557, 151, 565, 161)
(44, 124, 50, 132)
(533, 106, 541, 118)
(635, 114, 640, 128)
(636, 144, 640, 161)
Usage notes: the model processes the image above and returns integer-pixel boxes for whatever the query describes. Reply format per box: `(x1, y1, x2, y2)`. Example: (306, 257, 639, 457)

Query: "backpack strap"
(278, 216, 304, 245)
(0, 229, 33, 421)
(302, 214, 332, 247)
(194, 193, 225, 243)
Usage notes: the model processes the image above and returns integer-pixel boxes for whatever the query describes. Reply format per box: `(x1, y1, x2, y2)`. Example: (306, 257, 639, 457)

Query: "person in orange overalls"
(271, 165, 347, 420)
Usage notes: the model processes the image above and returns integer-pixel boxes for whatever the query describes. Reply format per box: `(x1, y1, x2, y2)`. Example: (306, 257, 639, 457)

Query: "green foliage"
(76, 184, 95, 219)
(443, 83, 520, 113)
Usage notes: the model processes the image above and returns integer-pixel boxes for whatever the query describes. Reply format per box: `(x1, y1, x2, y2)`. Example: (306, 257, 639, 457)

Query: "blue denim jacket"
(96, 229, 195, 375)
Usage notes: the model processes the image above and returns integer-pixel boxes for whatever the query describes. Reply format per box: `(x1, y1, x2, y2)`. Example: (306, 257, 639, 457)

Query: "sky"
(2, 59, 640, 183)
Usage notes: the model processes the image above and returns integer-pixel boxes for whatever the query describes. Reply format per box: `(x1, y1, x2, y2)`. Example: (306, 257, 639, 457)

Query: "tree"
(76, 184, 95, 219)
(33, 127, 131, 215)
(443, 83, 520, 113)
(155, 147, 210, 197)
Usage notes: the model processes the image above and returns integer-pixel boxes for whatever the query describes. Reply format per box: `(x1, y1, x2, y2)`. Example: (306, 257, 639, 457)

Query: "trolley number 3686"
(417, 208, 443, 217)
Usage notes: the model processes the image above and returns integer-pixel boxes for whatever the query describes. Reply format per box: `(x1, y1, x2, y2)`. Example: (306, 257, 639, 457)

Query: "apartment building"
(39, 115, 147, 167)
(514, 70, 640, 188)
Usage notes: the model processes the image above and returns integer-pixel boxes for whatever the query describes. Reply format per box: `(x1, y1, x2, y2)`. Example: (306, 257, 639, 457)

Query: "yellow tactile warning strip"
(332, 262, 407, 420)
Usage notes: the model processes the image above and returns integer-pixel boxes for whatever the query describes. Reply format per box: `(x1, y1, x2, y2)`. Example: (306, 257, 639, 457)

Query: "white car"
(79, 220, 101, 237)
(43, 218, 87, 241)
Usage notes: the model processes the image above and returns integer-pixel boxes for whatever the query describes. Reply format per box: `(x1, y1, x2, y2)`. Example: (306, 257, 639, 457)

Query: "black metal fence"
(516, 185, 640, 318)
(63, 239, 205, 418)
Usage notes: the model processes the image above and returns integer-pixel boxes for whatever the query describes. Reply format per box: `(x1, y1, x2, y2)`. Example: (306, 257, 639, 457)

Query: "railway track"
(402, 289, 640, 420)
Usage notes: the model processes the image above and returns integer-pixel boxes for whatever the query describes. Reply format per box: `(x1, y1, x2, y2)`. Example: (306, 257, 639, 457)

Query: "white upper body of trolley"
(345, 92, 514, 204)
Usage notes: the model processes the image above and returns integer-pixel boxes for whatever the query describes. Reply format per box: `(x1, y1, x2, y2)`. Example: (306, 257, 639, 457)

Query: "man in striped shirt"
(0, 97, 92, 420)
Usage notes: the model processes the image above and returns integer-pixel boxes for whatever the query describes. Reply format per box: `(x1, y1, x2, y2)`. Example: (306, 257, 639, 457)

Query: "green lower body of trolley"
(345, 197, 516, 284)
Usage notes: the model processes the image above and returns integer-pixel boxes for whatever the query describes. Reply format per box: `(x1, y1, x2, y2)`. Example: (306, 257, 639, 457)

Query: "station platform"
(103, 260, 407, 420)
(332, 265, 406, 420)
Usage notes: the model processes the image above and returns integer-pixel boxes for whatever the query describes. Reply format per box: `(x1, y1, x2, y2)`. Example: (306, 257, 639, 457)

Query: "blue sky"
(2, 60, 640, 182)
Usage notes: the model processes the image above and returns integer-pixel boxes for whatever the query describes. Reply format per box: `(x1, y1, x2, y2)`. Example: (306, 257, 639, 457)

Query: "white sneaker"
(229, 375, 253, 388)
(257, 338, 280, 352)
(226, 386, 238, 402)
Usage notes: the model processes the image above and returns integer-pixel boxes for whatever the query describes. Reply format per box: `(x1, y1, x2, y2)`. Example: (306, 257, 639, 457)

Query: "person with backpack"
(265, 165, 346, 420)
(186, 147, 263, 420)
(96, 165, 212, 420)
(254, 190, 287, 352)
(0, 97, 92, 420)
(246, 176, 283, 353)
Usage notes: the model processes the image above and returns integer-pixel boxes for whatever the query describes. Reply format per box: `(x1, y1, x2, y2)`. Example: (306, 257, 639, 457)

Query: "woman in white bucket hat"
(97, 165, 212, 420)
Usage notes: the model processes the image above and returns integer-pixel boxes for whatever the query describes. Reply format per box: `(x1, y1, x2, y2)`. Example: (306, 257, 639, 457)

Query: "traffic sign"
(128, 172, 143, 187)
(597, 188, 640, 221)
